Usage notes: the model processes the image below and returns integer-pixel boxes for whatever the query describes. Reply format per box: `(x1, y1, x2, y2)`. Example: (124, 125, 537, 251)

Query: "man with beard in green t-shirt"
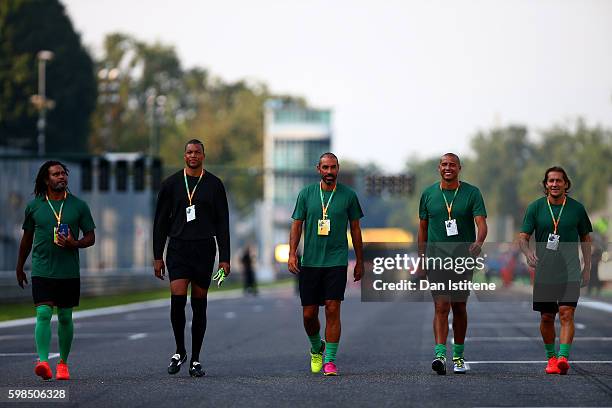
(288, 152, 364, 376)
(16, 161, 96, 381)
(417, 153, 487, 375)
(519, 166, 592, 375)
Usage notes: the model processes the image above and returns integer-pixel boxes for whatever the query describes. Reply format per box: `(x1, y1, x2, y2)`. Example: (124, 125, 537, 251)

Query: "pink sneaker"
(323, 361, 338, 376)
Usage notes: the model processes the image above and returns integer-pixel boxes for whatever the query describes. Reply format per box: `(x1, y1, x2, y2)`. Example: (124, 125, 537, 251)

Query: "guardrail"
(0, 268, 166, 303)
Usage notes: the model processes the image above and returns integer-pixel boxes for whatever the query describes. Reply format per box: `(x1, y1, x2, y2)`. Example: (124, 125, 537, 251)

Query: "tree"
(522, 119, 612, 212)
(467, 125, 535, 225)
(0, 0, 96, 153)
(180, 80, 269, 213)
(90, 34, 191, 154)
(90, 32, 313, 214)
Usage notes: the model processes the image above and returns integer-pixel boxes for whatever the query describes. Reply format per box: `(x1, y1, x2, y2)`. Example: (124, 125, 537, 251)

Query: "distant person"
(588, 230, 605, 296)
(519, 166, 592, 375)
(153, 139, 230, 377)
(417, 153, 487, 375)
(16, 161, 96, 381)
(288, 152, 364, 376)
(241, 245, 257, 295)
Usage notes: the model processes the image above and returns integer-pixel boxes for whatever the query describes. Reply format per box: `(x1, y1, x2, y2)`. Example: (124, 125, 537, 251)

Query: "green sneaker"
(310, 340, 325, 373)
(453, 357, 468, 374)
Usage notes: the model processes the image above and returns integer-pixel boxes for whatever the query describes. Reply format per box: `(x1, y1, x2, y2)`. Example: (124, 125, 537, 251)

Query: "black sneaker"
(168, 353, 187, 375)
(189, 361, 205, 377)
(432, 356, 446, 375)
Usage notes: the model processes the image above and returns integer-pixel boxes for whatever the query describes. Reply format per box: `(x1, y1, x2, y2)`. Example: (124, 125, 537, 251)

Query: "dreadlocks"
(34, 161, 69, 197)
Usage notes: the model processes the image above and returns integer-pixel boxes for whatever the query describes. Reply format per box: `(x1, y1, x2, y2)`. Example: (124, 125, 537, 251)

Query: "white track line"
(0, 333, 150, 340)
(0, 353, 40, 357)
(579, 297, 612, 313)
(467, 361, 612, 364)
(465, 337, 612, 341)
(449, 322, 585, 329)
(0, 352, 59, 360)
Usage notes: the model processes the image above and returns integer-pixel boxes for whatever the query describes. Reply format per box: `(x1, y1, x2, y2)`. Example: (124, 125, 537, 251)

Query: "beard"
(51, 182, 67, 192)
(322, 175, 336, 184)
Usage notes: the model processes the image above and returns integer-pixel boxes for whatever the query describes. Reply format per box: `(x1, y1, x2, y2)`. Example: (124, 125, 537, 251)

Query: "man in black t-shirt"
(153, 139, 231, 377)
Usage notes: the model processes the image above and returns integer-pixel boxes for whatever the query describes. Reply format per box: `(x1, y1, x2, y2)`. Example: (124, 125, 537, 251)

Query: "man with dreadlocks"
(16, 161, 96, 381)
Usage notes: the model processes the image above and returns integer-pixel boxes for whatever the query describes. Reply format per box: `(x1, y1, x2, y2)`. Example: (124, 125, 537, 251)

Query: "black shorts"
(533, 281, 580, 313)
(32, 277, 80, 308)
(299, 266, 347, 306)
(166, 238, 217, 289)
(426, 269, 474, 302)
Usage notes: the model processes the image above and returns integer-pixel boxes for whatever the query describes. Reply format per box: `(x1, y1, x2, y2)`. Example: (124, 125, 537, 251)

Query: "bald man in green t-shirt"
(288, 152, 364, 376)
(519, 166, 592, 375)
(418, 153, 487, 375)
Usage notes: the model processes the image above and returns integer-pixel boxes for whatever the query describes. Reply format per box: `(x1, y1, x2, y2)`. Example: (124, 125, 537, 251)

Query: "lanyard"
(46, 191, 67, 226)
(183, 169, 204, 207)
(546, 195, 567, 234)
(319, 182, 336, 219)
(439, 182, 460, 220)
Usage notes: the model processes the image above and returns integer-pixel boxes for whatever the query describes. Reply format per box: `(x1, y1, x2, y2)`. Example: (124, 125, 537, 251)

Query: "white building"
(258, 99, 332, 281)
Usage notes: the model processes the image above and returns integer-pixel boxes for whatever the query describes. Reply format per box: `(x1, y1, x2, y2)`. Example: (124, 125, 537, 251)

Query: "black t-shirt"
(153, 170, 230, 261)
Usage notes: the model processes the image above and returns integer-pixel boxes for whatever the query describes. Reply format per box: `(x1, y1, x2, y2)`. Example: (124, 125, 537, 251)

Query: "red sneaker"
(34, 361, 52, 380)
(545, 356, 560, 374)
(557, 356, 570, 375)
(56, 360, 70, 380)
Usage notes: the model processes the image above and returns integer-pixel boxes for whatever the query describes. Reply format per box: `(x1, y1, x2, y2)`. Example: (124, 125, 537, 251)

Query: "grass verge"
(0, 278, 295, 322)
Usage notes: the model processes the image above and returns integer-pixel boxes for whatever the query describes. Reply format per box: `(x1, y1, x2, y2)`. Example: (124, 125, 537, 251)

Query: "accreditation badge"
(186, 205, 196, 222)
(546, 233, 560, 251)
(445, 219, 459, 236)
(318, 219, 330, 236)
(54, 224, 69, 245)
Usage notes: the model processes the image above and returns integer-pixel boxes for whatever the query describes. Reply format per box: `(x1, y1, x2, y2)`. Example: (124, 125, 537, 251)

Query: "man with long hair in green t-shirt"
(16, 161, 96, 381)
(519, 166, 592, 375)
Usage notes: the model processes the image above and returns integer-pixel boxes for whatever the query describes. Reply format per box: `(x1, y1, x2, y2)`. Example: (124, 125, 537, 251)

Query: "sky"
(63, 0, 612, 171)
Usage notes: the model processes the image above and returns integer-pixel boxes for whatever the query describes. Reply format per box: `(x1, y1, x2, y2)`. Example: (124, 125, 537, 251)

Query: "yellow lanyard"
(439, 182, 460, 220)
(183, 169, 204, 206)
(46, 191, 67, 226)
(319, 182, 336, 220)
(546, 195, 567, 235)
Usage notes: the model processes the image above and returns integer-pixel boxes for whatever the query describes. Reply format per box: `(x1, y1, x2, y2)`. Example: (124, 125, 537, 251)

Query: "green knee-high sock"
(559, 343, 571, 359)
(57, 308, 74, 362)
(35, 305, 53, 362)
(324, 342, 339, 363)
(453, 343, 465, 359)
(434, 343, 447, 358)
(544, 343, 556, 358)
(308, 333, 323, 353)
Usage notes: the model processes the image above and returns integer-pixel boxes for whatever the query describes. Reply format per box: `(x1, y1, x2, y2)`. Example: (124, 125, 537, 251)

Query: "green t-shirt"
(520, 196, 592, 283)
(419, 181, 487, 257)
(291, 182, 364, 267)
(22, 194, 96, 279)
